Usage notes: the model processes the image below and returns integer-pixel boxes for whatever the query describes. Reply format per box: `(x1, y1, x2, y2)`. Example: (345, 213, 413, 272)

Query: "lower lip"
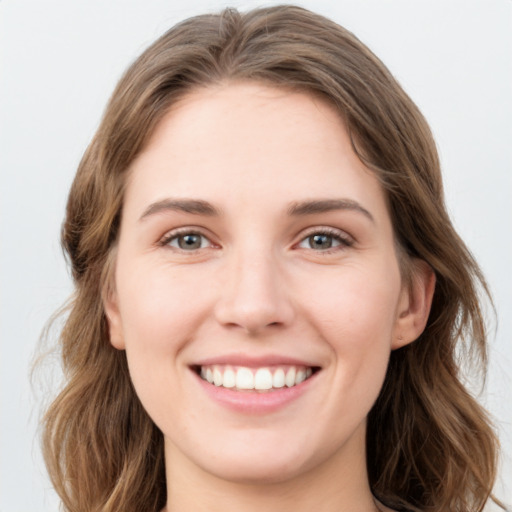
(192, 370, 318, 414)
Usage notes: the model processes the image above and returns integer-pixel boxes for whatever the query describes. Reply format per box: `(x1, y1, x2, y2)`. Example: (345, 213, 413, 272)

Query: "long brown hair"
(41, 6, 501, 512)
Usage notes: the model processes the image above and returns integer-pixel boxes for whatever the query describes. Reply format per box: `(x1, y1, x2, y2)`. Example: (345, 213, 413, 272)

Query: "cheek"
(116, 260, 213, 353)
(304, 263, 401, 347)
(114, 262, 213, 425)
(113, 261, 218, 418)
(299, 263, 401, 399)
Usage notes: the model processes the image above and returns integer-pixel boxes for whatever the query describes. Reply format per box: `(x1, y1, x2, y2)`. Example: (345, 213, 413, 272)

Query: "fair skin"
(105, 83, 434, 512)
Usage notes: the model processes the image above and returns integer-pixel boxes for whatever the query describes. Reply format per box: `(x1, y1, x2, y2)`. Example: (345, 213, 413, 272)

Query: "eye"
(297, 229, 352, 251)
(161, 231, 212, 251)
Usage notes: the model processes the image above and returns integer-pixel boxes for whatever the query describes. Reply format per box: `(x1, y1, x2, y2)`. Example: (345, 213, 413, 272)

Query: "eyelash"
(158, 227, 354, 253)
(158, 228, 215, 251)
(295, 227, 354, 253)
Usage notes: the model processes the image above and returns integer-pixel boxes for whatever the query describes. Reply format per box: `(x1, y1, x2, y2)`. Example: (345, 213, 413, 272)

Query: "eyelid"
(158, 226, 218, 249)
(156, 225, 353, 252)
(294, 226, 354, 250)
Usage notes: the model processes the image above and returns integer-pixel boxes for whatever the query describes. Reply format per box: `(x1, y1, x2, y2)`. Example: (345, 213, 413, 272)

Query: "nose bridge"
(214, 240, 293, 333)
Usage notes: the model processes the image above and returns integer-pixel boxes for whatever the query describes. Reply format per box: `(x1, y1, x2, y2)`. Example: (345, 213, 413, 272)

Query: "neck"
(162, 429, 380, 512)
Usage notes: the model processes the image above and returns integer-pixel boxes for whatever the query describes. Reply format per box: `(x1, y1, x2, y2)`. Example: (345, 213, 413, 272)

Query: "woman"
(42, 5, 503, 512)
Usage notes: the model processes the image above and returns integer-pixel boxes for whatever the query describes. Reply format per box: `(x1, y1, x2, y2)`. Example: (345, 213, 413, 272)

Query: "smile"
(196, 365, 317, 392)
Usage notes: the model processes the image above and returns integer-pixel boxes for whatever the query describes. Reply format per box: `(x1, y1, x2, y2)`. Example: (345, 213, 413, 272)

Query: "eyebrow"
(139, 197, 374, 222)
(139, 198, 221, 221)
(287, 199, 374, 222)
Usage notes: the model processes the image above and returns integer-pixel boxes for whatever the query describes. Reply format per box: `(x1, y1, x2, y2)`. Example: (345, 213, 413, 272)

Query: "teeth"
(213, 368, 223, 386)
(198, 365, 315, 391)
(272, 368, 285, 388)
(236, 367, 254, 389)
(285, 367, 296, 387)
(223, 368, 236, 388)
(254, 368, 273, 390)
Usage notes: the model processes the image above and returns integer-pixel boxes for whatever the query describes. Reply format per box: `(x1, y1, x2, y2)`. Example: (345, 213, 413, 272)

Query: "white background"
(1, 1, 510, 510)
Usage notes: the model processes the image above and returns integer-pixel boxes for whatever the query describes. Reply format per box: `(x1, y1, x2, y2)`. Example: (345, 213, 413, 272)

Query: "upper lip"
(192, 354, 320, 368)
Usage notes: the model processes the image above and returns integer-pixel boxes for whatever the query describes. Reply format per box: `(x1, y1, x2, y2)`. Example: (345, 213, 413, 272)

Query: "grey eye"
(310, 234, 333, 249)
(298, 233, 342, 251)
(168, 233, 209, 250)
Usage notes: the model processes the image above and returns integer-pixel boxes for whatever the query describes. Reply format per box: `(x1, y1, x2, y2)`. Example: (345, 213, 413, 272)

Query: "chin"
(201, 454, 311, 485)
(181, 430, 330, 485)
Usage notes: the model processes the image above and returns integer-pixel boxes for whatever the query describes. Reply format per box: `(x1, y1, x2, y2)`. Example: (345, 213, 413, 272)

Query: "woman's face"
(106, 83, 424, 485)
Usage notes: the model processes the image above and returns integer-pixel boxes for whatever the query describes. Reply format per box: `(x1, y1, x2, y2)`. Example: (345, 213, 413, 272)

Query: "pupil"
(311, 234, 332, 249)
(179, 234, 201, 249)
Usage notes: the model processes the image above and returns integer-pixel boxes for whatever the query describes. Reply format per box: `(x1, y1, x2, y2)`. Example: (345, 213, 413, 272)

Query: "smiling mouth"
(192, 365, 320, 392)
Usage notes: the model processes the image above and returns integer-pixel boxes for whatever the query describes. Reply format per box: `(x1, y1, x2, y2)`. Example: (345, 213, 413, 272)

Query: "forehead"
(124, 82, 388, 221)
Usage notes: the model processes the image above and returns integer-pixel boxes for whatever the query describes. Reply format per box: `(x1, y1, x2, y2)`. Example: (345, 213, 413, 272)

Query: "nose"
(214, 250, 295, 335)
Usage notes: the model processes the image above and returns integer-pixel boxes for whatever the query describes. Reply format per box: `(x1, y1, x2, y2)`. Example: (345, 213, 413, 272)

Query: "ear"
(103, 285, 126, 351)
(392, 259, 436, 350)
